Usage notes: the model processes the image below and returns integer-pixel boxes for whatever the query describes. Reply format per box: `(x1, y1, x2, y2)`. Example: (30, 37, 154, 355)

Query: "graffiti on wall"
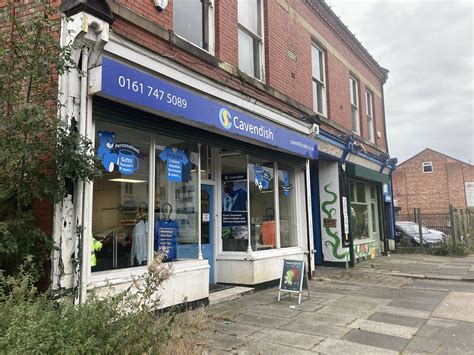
(354, 242, 376, 262)
(321, 183, 349, 260)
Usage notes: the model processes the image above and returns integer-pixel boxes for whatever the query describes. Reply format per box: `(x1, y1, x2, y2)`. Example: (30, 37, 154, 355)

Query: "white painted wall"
(318, 161, 350, 263)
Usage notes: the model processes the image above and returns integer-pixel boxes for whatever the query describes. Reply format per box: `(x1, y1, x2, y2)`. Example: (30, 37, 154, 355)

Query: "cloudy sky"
(325, 0, 473, 164)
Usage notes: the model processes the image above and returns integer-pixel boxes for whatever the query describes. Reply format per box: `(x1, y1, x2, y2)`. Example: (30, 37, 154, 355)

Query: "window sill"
(217, 246, 304, 261)
(353, 238, 376, 245)
(88, 259, 208, 287)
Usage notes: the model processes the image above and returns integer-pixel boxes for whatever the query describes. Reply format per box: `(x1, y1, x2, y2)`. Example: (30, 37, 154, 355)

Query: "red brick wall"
(107, 0, 388, 152)
(392, 149, 474, 213)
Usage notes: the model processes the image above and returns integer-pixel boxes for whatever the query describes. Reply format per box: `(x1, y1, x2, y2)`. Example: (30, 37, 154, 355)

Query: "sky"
(324, 0, 474, 164)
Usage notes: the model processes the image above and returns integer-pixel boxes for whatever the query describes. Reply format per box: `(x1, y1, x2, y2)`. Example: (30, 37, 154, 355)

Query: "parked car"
(395, 221, 445, 247)
(428, 228, 447, 241)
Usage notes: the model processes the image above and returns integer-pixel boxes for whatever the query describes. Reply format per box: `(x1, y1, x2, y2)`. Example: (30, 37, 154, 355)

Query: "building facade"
(393, 148, 474, 214)
(34, 0, 395, 306)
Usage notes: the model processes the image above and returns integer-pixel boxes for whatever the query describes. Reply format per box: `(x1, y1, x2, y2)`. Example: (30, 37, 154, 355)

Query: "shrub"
(0, 255, 209, 354)
(431, 242, 472, 257)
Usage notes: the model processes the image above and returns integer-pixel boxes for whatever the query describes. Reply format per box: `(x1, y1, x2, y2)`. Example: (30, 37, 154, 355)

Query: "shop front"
(84, 52, 318, 307)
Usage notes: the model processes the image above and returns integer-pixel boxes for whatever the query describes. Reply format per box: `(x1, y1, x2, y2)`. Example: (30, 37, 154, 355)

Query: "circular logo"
(219, 108, 233, 129)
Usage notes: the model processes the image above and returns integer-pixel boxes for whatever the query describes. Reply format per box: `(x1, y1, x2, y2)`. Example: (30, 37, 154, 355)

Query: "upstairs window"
(365, 89, 374, 142)
(350, 76, 360, 135)
(422, 162, 433, 173)
(238, 0, 264, 80)
(174, 0, 212, 51)
(311, 44, 326, 116)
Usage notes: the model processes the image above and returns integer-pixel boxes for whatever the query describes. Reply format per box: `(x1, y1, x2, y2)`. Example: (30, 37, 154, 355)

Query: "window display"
(249, 158, 275, 250)
(155, 136, 199, 260)
(92, 122, 150, 272)
(221, 155, 248, 251)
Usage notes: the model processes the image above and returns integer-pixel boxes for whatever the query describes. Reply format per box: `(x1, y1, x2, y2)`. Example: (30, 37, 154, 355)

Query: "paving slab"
(251, 304, 301, 319)
(317, 305, 375, 320)
(369, 312, 426, 328)
(432, 291, 474, 322)
(236, 340, 316, 355)
(203, 332, 249, 352)
(404, 335, 443, 353)
(323, 298, 378, 311)
(248, 328, 325, 350)
(343, 329, 409, 352)
(212, 320, 263, 337)
(349, 319, 419, 339)
(281, 317, 350, 338)
(312, 338, 398, 355)
(233, 312, 293, 329)
(375, 305, 431, 319)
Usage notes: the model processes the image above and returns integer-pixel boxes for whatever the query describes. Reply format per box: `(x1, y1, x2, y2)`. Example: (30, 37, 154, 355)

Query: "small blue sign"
(100, 57, 318, 159)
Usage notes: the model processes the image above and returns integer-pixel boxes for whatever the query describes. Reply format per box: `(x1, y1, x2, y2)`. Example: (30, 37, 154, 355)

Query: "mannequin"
(131, 209, 148, 266)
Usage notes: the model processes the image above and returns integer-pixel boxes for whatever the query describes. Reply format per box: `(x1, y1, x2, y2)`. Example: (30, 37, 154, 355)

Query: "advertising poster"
(222, 173, 248, 240)
(279, 259, 304, 292)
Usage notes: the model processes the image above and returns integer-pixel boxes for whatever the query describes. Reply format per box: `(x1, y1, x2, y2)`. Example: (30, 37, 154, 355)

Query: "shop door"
(201, 185, 215, 284)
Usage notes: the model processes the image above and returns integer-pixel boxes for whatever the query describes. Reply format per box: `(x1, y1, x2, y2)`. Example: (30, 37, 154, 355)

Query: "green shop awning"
(347, 164, 389, 184)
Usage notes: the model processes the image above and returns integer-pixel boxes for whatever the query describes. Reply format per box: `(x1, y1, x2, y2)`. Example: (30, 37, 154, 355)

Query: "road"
(202, 254, 474, 354)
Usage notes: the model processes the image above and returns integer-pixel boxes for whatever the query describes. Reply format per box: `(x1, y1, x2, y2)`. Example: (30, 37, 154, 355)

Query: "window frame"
(173, 0, 215, 54)
(350, 76, 360, 135)
(422, 162, 433, 173)
(237, 0, 265, 81)
(311, 43, 327, 117)
(365, 89, 375, 143)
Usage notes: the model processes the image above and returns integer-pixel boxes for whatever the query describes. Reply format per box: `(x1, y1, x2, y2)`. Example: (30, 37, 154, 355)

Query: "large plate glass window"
(221, 154, 248, 251)
(350, 181, 369, 240)
(173, 0, 211, 51)
(278, 164, 297, 247)
(249, 158, 276, 250)
(238, 0, 263, 80)
(92, 122, 151, 272)
(155, 135, 199, 261)
(311, 44, 326, 116)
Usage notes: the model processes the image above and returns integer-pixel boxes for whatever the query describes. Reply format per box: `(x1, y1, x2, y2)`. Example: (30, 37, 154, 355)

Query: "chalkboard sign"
(278, 259, 310, 304)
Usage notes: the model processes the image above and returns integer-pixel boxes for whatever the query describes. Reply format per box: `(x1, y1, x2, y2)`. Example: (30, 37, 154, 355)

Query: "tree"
(0, 1, 99, 281)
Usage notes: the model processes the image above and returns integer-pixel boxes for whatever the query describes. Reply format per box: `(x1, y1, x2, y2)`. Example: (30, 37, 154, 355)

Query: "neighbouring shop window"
(92, 122, 150, 272)
(221, 154, 249, 251)
(278, 164, 297, 247)
(350, 180, 380, 242)
(249, 158, 276, 250)
(173, 0, 211, 50)
(238, 0, 263, 79)
(155, 135, 199, 261)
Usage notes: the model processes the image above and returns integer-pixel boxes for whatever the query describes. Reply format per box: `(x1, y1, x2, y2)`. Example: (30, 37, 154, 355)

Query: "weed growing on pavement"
(431, 242, 472, 256)
(0, 254, 210, 354)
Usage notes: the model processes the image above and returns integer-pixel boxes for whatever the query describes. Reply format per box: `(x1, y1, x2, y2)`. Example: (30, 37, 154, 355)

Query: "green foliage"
(0, 256, 196, 354)
(431, 242, 472, 257)
(0, 2, 100, 279)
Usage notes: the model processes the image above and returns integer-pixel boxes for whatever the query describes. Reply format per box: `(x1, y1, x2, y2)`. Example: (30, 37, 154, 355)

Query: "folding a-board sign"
(278, 259, 310, 304)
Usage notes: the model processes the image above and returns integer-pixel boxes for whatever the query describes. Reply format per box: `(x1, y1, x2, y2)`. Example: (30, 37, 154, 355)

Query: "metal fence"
(394, 206, 473, 252)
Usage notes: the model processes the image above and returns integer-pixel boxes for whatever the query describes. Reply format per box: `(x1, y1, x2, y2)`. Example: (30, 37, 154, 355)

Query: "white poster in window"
(466, 182, 474, 207)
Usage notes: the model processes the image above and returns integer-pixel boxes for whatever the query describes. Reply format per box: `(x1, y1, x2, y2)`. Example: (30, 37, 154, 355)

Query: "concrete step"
(208, 286, 254, 305)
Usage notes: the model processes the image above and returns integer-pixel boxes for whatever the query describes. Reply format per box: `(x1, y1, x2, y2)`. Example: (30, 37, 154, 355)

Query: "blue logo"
(219, 108, 233, 129)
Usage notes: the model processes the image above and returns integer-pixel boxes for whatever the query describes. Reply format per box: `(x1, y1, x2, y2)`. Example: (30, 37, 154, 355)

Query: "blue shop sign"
(100, 57, 318, 159)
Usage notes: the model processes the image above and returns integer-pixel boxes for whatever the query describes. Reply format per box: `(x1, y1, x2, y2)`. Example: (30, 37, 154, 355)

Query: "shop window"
(249, 158, 276, 250)
(350, 181, 380, 242)
(173, 0, 212, 51)
(92, 122, 151, 272)
(278, 164, 297, 247)
(200, 144, 213, 181)
(155, 136, 199, 261)
(238, 0, 264, 80)
(350, 76, 360, 135)
(221, 154, 249, 252)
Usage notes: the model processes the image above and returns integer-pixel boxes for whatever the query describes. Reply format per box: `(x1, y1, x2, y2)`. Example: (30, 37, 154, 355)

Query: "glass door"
(201, 184, 214, 284)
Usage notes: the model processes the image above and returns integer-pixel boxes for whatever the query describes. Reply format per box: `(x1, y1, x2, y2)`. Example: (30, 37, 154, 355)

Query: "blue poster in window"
(159, 147, 190, 182)
(281, 171, 293, 196)
(97, 131, 140, 174)
(252, 164, 272, 191)
(154, 219, 179, 260)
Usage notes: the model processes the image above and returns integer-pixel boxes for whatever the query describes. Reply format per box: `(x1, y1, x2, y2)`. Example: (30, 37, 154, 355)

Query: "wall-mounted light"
(153, 0, 169, 12)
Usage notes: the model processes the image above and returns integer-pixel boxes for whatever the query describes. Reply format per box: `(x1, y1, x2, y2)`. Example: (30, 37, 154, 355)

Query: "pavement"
(200, 253, 474, 354)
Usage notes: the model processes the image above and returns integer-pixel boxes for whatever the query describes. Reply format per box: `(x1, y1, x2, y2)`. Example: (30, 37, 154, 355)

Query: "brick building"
(11, 0, 396, 305)
(393, 148, 474, 214)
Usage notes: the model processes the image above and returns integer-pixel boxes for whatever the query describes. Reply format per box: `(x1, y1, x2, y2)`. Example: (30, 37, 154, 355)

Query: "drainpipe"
(76, 47, 89, 304)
